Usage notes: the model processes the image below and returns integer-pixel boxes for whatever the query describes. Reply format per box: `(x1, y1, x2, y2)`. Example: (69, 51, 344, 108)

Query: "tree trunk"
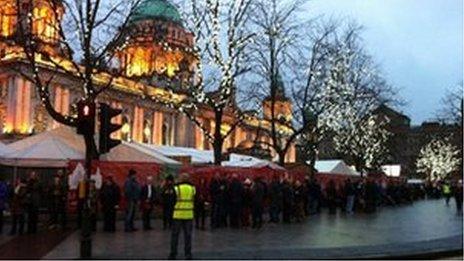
(278, 151, 286, 166)
(212, 111, 224, 166)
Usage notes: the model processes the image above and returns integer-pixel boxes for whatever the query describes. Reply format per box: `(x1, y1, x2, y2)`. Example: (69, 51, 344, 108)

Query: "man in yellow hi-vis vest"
(169, 173, 196, 260)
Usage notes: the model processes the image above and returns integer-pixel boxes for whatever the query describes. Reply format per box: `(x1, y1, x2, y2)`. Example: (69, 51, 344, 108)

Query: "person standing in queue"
(162, 175, 176, 230)
(194, 178, 207, 230)
(141, 176, 157, 230)
(241, 178, 253, 228)
(100, 176, 120, 232)
(48, 174, 68, 230)
(209, 174, 221, 228)
(26, 171, 42, 234)
(443, 182, 452, 206)
(124, 169, 141, 232)
(9, 178, 27, 235)
(228, 174, 243, 228)
(269, 175, 283, 223)
(0, 177, 8, 234)
(169, 173, 196, 260)
(251, 177, 265, 229)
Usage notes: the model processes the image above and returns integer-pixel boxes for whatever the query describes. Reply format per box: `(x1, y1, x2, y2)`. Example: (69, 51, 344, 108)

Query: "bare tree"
(12, 0, 141, 158)
(10, 0, 141, 257)
(437, 82, 463, 126)
(244, 0, 311, 166)
(146, 0, 255, 165)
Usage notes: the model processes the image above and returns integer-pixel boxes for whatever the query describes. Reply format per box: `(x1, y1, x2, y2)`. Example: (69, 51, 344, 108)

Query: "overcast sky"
(305, 0, 463, 124)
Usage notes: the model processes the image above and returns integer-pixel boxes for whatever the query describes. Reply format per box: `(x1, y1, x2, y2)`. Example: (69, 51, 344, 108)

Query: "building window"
(121, 115, 131, 142)
(143, 119, 152, 144)
(0, 2, 16, 37)
(33, 6, 59, 43)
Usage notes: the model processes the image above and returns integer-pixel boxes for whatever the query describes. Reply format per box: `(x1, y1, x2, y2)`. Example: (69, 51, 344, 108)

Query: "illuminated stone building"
(0, 0, 296, 162)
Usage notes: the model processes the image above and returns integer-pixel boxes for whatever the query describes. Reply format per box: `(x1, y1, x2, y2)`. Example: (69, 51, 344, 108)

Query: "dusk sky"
(306, 0, 463, 124)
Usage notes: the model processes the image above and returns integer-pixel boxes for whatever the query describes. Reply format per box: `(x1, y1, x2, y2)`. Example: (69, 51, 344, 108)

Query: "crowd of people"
(0, 171, 68, 235)
(0, 170, 462, 237)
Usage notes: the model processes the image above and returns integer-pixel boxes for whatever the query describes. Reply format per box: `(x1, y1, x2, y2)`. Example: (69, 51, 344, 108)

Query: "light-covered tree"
(148, 0, 255, 165)
(416, 137, 461, 181)
(323, 33, 396, 173)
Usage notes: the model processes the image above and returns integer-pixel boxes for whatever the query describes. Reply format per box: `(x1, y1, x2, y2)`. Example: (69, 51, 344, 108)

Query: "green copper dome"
(129, 0, 183, 25)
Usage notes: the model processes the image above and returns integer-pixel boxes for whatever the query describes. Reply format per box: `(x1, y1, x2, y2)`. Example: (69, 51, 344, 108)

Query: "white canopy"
(1, 127, 180, 167)
(1, 129, 84, 167)
(381, 164, 401, 177)
(314, 160, 360, 176)
(136, 143, 215, 164)
(222, 154, 285, 170)
(0, 141, 13, 156)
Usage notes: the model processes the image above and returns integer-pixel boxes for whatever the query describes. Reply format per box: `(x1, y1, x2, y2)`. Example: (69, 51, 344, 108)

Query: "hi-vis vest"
(443, 184, 451, 194)
(173, 183, 196, 220)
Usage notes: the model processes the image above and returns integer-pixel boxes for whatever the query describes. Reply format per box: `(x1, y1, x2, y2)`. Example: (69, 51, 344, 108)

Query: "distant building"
(300, 104, 462, 177)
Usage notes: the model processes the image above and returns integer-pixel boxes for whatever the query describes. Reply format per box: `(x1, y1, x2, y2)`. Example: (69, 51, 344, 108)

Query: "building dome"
(129, 0, 183, 25)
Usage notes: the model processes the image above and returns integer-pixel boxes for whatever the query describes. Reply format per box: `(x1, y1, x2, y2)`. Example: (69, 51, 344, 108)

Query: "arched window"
(162, 120, 171, 146)
(0, 2, 16, 37)
(143, 119, 152, 144)
(121, 115, 131, 142)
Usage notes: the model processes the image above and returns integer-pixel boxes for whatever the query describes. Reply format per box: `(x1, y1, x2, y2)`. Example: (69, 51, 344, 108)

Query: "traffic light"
(77, 101, 96, 135)
(99, 103, 122, 154)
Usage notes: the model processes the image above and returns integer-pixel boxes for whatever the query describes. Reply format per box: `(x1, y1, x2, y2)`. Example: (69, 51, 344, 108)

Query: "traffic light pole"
(76, 101, 97, 259)
(80, 131, 94, 258)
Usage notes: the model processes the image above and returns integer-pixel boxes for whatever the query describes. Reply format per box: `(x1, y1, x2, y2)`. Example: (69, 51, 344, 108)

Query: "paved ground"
(39, 199, 462, 259)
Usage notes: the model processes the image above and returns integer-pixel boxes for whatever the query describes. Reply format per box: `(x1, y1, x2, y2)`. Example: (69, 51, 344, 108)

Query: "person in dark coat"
(162, 175, 176, 230)
(293, 181, 305, 222)
(195, 178, 208, 230)
(344, 179, 356, 214)
(326, 180, 337, 215)
(216, 177, 229, 228)
(48, 174, 68, 230)
(209, 174, 221, 228)
(282, 179, 294, 223)
(0, 177, 8, 234)
(124, 169, 141, 232)
(251, 177, 266, 229)
(228, 174, 243, 228)
(364, 179, 378, 213)
(303, 176, 310, 216)
(10, 178, 27, 235)
(100, 176, 120, 232)
(141, 176, 157, 230)
(268, 176, 283, 223)
(241, 178, 253, 227)
(307, 177, 321, 215)
(26, 171, 42, 234)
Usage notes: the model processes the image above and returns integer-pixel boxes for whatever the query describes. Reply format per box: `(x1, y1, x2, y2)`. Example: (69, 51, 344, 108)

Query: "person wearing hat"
(100, 175, 120, 232)
(169, 173, 196, 260)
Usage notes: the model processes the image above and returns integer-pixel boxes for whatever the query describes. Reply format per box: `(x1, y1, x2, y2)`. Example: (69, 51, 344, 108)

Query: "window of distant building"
(0, 2, 16, 37)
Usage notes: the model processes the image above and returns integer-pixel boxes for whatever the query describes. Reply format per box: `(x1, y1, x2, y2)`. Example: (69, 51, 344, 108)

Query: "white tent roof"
(1, 132, 84, 167)
(2, 127, 180, 167)
(381, 164, 401, 177)
(0, 141, 13, 156)
(222, 154, 285, 170)
(136, 143, 215, 164)
(314, 160, 360, 176)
